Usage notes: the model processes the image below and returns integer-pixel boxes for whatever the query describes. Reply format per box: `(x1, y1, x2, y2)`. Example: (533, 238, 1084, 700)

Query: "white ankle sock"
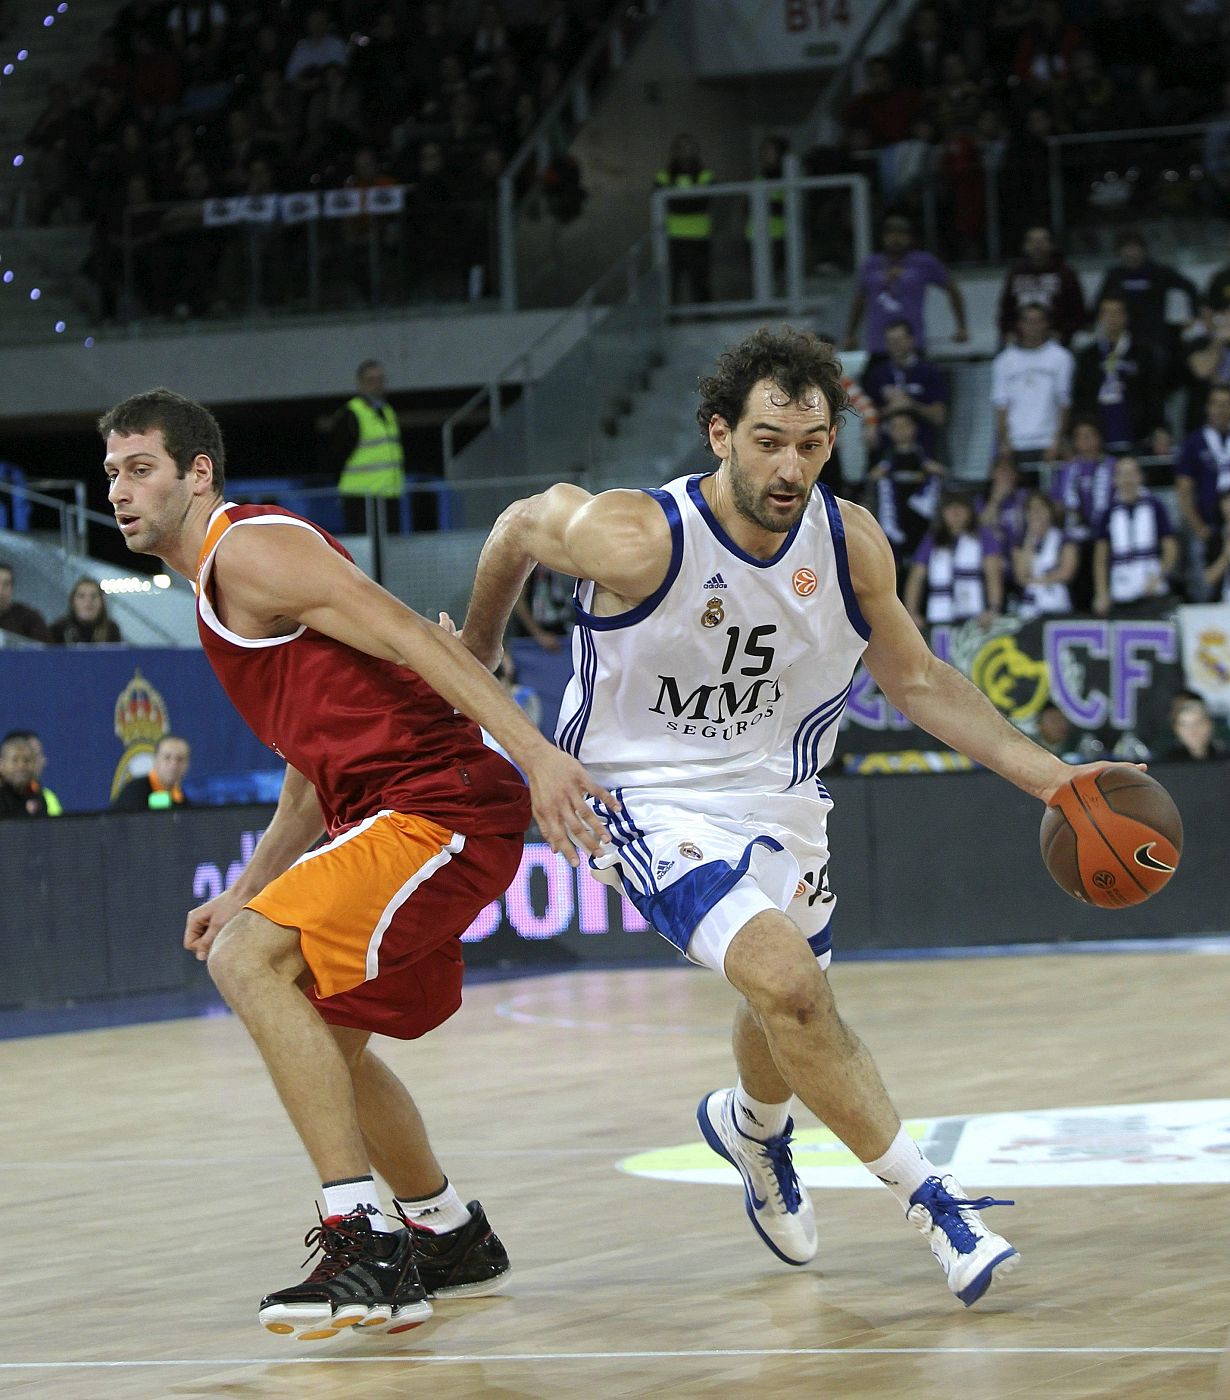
(395, 1178, 471, 1234)
(321, 1174, 388, 1231)
(862, 1126, 935, 1209)
(733, 1080, 792, 1141)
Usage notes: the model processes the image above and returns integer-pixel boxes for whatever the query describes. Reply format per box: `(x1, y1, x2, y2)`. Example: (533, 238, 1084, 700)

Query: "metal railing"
(495, 0, 665, 309)
(443, 234, 664, 480)
(0, 475, 100, 555)
(651, 173, 872, 314)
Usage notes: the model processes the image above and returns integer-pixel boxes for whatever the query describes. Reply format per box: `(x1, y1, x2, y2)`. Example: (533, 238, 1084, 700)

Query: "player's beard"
(728, 441, 809, 534)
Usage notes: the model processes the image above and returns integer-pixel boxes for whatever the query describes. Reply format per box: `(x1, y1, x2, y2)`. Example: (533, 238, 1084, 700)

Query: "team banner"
(689, 0, 879, 76)
(839, 610, 1183, 756)
(1177, 603, 1230, 714)
(200, 187, 406, 229)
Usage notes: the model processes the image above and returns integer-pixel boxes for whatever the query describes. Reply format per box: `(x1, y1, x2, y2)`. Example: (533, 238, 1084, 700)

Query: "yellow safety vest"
(338, 396, 405, 499)
(745, 183, 786, 241)
(656, 169, 714, 240)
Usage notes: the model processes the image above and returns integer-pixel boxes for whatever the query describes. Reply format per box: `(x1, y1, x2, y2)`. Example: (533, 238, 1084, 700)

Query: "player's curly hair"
(98, 388, 226, 495)
(695, 326, 850, 451)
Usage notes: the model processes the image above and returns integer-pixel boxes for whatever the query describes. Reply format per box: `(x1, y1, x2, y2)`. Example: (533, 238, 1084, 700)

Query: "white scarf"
(1108, 496, 1165, 603)
(927, 533, 986, 623)
(1203, 427, 1230, 492)
(1019, 526, 1070, 618)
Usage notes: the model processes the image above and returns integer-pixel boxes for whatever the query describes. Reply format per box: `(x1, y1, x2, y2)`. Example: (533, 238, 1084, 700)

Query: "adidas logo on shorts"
(655, 858, 675, 879)
(702, 573, 727, 590)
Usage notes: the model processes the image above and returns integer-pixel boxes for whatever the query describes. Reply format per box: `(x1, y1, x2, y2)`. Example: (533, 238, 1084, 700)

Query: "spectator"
(514, 563, 574, 651)
(893, 4, 951, 93)
(861, 318, 949, 456)
(111, 733, 192, 810)
(904, 492, 1003, 628)
(1165, 697, 1227, 762)
(0, 561, 50, 642)
(152, 159, 220, 318)
(1203, 488, 1230, 602)
(842, 213, 968, 354)
(1092, 232, 1199, 386)
(495, 647, 541, 728)
(999, 106, 1055, 251)
(325, 358, 406, 532)
(655, 134, 714, 305)
(49, 577, 123, 645)
(863, 409, 945, 569)
(997, 226, 1085, 345)
(1175, 384, 1230, 554)
(1034, 699, 1081, 763)
(1072, 295, 1161, 453)
(1012, 0, 1082, 91)
(842, 55, 921, 148)
(285, 6, 349, 85)
(745, 135, 787, 294)
(0, 732, 62, 818)
(1051, 417, 1116, 543)
(991, 304, 1074, 470)
(1092, 456, 1178, 616)
(1057, 46, 1118, 133)
(1012, 492, 1078, 619)
(977, 454, 1030, 552)
(1185, 304, 1230, 424)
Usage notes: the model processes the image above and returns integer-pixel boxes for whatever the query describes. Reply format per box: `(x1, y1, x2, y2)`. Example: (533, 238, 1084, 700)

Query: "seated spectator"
(861, 318, 949, 456)
(1092, 231, 1199, 389)
(0, 731, 62, 817)
(904, 492, 1003, 629)
(842, 213, 968, 354)
(0, 561, 50, 642)
(991, 304, 1074, 471)
(842, 56, 921, 148)
(1012, 492, 1078, 619)
(1165, 696, 1227, 762)
(1072, 295, 1161, 453)
(997, 225, 1085, 345)
(1175, 384, 1230, 563)
(285, 6, 349, 86)
(514, 563, 574, 651)
(1034, 699, 1081, 763)
(1058, 46, 1118, 133)
(1012, 0, 1082, 92)
(1185, 304, 1230, 424)
(1204, 488, 1230, 602)
(111, 734, 192, 811)
(1092, 457, 1178, 616)
(864, 409, 945, 569)
(978, 455, 1030, 552)
(49, 577, 123, 644)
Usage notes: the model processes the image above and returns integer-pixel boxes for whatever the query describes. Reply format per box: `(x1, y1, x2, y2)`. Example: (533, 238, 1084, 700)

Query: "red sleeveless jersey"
(194, 502, 531, 838)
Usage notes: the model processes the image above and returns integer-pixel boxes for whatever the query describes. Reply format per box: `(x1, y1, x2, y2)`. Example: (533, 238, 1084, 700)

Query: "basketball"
(1040, 768, 1182, 908)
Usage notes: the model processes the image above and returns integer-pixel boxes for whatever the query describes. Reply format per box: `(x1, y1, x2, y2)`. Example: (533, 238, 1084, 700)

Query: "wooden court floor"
(1, 949, 1228, 1400)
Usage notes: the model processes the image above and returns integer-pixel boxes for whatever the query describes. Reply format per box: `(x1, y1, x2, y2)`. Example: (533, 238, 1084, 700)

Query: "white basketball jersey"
(556, 473, 870, 794)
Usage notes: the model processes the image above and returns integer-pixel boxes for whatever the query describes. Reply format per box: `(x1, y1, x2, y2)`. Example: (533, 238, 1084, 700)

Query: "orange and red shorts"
(246, 810, 522, 1039)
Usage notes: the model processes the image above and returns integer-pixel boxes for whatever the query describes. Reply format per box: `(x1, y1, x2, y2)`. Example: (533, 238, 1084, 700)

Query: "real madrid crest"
(701, 596, 724, 627)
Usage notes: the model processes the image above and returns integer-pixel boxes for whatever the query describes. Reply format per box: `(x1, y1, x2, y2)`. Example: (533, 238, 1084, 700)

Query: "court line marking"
(0, 1346, 1220, 1371)
(0, 1148, 628, 1171)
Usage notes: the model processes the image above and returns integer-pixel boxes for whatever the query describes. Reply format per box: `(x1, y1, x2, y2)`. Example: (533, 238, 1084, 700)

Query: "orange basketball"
(1039, 768, 1182, 908)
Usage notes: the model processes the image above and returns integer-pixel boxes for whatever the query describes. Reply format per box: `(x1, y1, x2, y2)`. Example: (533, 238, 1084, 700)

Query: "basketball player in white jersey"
(452, 327, 1123, 1307)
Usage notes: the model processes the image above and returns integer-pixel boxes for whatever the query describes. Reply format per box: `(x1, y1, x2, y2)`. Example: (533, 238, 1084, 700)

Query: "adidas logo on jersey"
(702, 573, 727, 590)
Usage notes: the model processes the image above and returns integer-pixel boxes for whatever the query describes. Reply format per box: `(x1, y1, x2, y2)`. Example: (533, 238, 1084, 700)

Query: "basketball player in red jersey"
(100, 388, 616, 1341)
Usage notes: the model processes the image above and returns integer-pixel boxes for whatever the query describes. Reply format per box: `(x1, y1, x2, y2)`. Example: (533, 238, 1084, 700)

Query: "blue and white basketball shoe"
(697, 1088, 818, 1265)
(906, 1174, 1020, 1306)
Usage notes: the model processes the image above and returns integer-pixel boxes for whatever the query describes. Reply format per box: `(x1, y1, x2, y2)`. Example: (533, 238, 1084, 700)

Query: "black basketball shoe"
(397, 1199, 512, 1298)
(258, 1207, 433, 1340)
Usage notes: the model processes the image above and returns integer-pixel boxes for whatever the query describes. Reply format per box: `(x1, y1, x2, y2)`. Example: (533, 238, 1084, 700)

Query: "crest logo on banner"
(111, 668, 171, 799)
(1178, 604, 1230, 714)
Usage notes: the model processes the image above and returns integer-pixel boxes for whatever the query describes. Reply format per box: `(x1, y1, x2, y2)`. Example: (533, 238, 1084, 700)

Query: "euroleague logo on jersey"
(793, 567, 817, 597)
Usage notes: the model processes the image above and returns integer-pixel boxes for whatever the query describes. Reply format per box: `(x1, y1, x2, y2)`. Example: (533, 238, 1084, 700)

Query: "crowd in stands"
(22, 0, 614, 316)
(846, 205, 1230, 631)
(826, 0, 1230, 259)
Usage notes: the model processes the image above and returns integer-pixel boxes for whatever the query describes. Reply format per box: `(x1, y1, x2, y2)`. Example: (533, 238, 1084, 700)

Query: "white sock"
(395, 1178, 471, 1234)
(733, 1080, 792, 1141)
(862, 1125, 936, 1209)
(321, 1174, 388, 1231)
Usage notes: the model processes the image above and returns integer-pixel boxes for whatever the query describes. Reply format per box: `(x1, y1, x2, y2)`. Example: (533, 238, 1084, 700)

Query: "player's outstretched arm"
(460, 484, 673, 669)
(183, 763, 324, 959)
(841, 499, 1109, 805)
(210, 524, 619, 865)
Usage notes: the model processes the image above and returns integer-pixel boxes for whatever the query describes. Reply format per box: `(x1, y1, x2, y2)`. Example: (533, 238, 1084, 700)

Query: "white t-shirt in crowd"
(991, 340, 1075, 452)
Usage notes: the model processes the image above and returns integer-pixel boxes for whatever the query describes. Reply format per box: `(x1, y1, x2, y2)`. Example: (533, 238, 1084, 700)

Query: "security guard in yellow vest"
(331, 359, 405, 529)
(745, 136, 788, 294)
(655, 134, 714, 304)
